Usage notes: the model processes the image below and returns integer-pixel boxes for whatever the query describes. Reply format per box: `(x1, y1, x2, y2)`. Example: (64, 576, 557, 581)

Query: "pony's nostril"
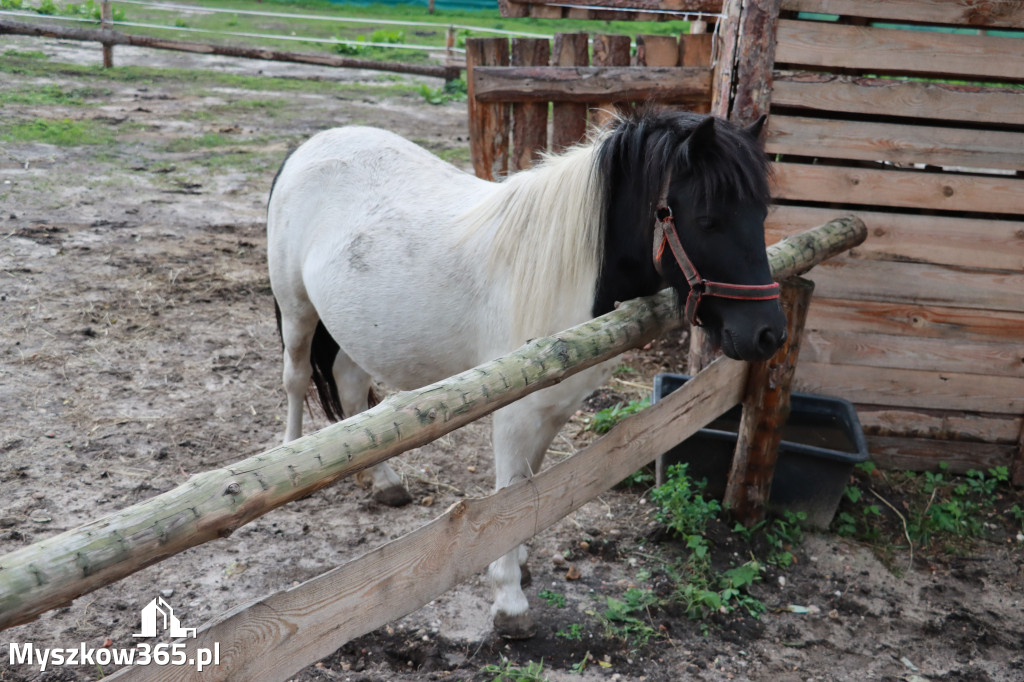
(757, 326, 785, 355)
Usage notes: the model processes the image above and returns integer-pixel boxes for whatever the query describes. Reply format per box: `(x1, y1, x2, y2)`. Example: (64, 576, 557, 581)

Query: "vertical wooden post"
(637, 34, 679, 67)
(730, 0, 782, 124)
(510, 38, 550, 172)
(690, 0, 782, 373)
(724, 277, 815, 526)
(100, 0, 114, 68)
(466, 37, 510, 181)
(679, 32, 714, 113)
(497, 0, 529, 18)
(550, 33, 589, 152)
(589, 34, 631, 130)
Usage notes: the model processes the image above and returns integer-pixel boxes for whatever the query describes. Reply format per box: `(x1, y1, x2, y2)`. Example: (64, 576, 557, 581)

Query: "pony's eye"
(695, 216, 714, 231)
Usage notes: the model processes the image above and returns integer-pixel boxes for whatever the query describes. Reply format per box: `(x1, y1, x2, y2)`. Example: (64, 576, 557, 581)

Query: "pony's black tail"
(274, 300, 379, 423)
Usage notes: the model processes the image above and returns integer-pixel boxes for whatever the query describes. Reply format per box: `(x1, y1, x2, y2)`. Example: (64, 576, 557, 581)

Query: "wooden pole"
(589, 34, 631, 130)
(550, 32, 589, 152)
(692, 0, 784, 373)
(466, 37, 510, 180)
(106, 358, 750, 682)
(100, 0, 113, 68)
(510, 37, 550, 171)
(0, 18, 461, 81)
(0, 216, 865, 632)
(730, 0, 782, 125)
(724, 277, 815, 526)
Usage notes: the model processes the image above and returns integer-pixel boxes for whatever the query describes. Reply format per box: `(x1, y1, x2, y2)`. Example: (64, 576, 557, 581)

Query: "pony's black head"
(594, 109, 786, 362)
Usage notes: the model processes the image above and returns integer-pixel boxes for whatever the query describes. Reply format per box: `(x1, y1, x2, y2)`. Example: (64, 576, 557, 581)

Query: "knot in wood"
(451, 500, 467, 517)
(223, 482, 242, 496)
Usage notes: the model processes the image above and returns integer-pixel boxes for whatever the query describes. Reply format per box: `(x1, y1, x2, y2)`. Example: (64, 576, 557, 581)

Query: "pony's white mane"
(460, 134, 609, 346)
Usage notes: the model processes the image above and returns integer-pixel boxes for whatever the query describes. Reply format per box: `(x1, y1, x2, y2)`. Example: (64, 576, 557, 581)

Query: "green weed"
(480, 656, 548, 682)
(587, 398, 650, 434)
(537, 589, 566, 608)
(555, 623, 583, 641)
(419, 77, 467, 105)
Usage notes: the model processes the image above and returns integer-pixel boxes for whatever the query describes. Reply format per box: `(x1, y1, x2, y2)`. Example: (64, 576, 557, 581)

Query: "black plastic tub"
(653, 373, 870, 528)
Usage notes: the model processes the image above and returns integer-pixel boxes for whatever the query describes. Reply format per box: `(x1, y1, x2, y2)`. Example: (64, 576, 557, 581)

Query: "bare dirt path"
(1, 35, 1022, 682)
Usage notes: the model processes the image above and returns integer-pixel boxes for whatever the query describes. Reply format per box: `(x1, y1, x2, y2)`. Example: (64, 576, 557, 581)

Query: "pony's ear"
(681, 116, 716, 166)
(743, 115, 767, 141)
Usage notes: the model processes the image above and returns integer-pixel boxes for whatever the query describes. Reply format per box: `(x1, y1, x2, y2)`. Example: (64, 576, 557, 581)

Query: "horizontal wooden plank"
(776, 19, 1024, 81)
(772, 71, 1024, 126)
(767, 115, 1024, 171)
(866, 435, 1017, 475)
(780, 0, 1024, 28)
(794, 362, 1024, 413)
(801, 329, 1024, 377)
(767, 205, 1024, 272)
(802, 298, 1024, 344)
(471, 65, 710, 103)
(509, 0, 723, 10)
(805, 258, 1024, 313)
(773, 162, 1024, 214)
(856, 405, 1022, 443)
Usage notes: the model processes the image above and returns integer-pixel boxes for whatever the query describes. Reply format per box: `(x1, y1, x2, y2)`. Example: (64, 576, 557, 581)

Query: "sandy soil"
(1, 36, 1022, 682)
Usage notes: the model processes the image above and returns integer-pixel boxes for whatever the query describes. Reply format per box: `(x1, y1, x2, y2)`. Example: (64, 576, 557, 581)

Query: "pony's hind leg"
(334, 352, 412, 507)
(279, 304, 318, 443)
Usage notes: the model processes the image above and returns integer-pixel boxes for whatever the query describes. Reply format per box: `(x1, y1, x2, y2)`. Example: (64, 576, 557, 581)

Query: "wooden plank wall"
(466, 32, 714, 179)
(500, 0, 723, 22)
(768, 0, 1024, 478)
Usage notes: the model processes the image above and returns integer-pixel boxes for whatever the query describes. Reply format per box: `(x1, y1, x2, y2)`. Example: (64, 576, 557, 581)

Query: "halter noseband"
(652, 175, 780, 326)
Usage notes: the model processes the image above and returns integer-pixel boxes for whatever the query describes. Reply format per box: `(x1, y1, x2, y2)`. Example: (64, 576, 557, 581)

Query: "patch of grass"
(597, 587, 661, 647)
(433, 145, 471, 168)
(480, 656, 548, 682)
(555, 623, 584, 641)
(1, 118, 114, 146)
(2, 49, 47, 59)
(0, 84, 110, 107)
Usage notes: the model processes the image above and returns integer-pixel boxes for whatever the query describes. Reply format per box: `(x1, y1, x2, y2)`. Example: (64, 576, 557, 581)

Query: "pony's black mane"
(591, 108, 771, 317)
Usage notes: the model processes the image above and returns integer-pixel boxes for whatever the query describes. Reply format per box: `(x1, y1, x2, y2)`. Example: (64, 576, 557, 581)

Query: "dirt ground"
(1, 36, 1023, 682)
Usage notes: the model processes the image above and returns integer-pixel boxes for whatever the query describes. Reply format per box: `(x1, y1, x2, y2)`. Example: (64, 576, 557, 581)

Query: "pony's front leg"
(487, 366, 608, 639)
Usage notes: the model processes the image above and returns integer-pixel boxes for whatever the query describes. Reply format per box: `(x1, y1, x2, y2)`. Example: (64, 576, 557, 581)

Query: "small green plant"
(556, 623, 584, 641)
(537, 589, 566, 608)
(599, 587, 660, 646)
(649, 463, 721, 540)
(587, 398, 650, 434)
(35, 0, 58, 15)
(1, 0, 24, 9)
(480, 656, 548, 682)
(419, 77, 467, 105)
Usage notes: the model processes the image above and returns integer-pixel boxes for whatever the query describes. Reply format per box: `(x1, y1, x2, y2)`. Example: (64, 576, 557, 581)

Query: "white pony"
(267, 108, 785, 638)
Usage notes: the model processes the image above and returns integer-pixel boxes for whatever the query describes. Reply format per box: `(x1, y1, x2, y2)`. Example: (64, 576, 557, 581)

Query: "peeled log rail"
(0, 18, 461, 80)
(0, 216, 865, 631)
(471, 65, 712, 103)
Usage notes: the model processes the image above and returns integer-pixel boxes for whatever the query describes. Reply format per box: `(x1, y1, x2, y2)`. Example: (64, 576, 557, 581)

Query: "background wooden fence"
(466, 30, 714, 180)
(760, 0, 1024, 481)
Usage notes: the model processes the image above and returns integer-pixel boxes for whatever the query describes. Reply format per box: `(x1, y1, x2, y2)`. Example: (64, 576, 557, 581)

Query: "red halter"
(652, 178, 780, 326)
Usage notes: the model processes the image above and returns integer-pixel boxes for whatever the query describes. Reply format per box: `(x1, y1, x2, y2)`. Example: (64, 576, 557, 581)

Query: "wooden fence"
(499, 0, 723, 22)
(0, 219, 865, 678)
(466, 31, 715, 180)
(758, 0, 1024, 482)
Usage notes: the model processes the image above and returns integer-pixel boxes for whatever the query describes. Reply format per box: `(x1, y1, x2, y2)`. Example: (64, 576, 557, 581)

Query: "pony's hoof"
(372, 484, 412, 507)
(493, 611, 536, 640)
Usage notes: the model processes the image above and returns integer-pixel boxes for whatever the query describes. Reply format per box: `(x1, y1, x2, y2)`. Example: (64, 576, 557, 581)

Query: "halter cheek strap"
(652, 176, 780, 326)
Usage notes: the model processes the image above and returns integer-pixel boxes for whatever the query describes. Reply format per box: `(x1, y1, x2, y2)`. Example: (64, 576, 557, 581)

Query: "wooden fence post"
(510, 37, 550, 171)
(589, 34, 631, 129)
(724, 277, 815, 526)
(551, 32, 589, 152)
(466, 37, 510, 181)
(100, 0, 113, 68)
(691, 0, 782, 372)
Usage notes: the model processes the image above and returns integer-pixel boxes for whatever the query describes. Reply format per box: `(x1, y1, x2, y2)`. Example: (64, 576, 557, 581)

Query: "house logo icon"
(133, 597, 196, 638)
